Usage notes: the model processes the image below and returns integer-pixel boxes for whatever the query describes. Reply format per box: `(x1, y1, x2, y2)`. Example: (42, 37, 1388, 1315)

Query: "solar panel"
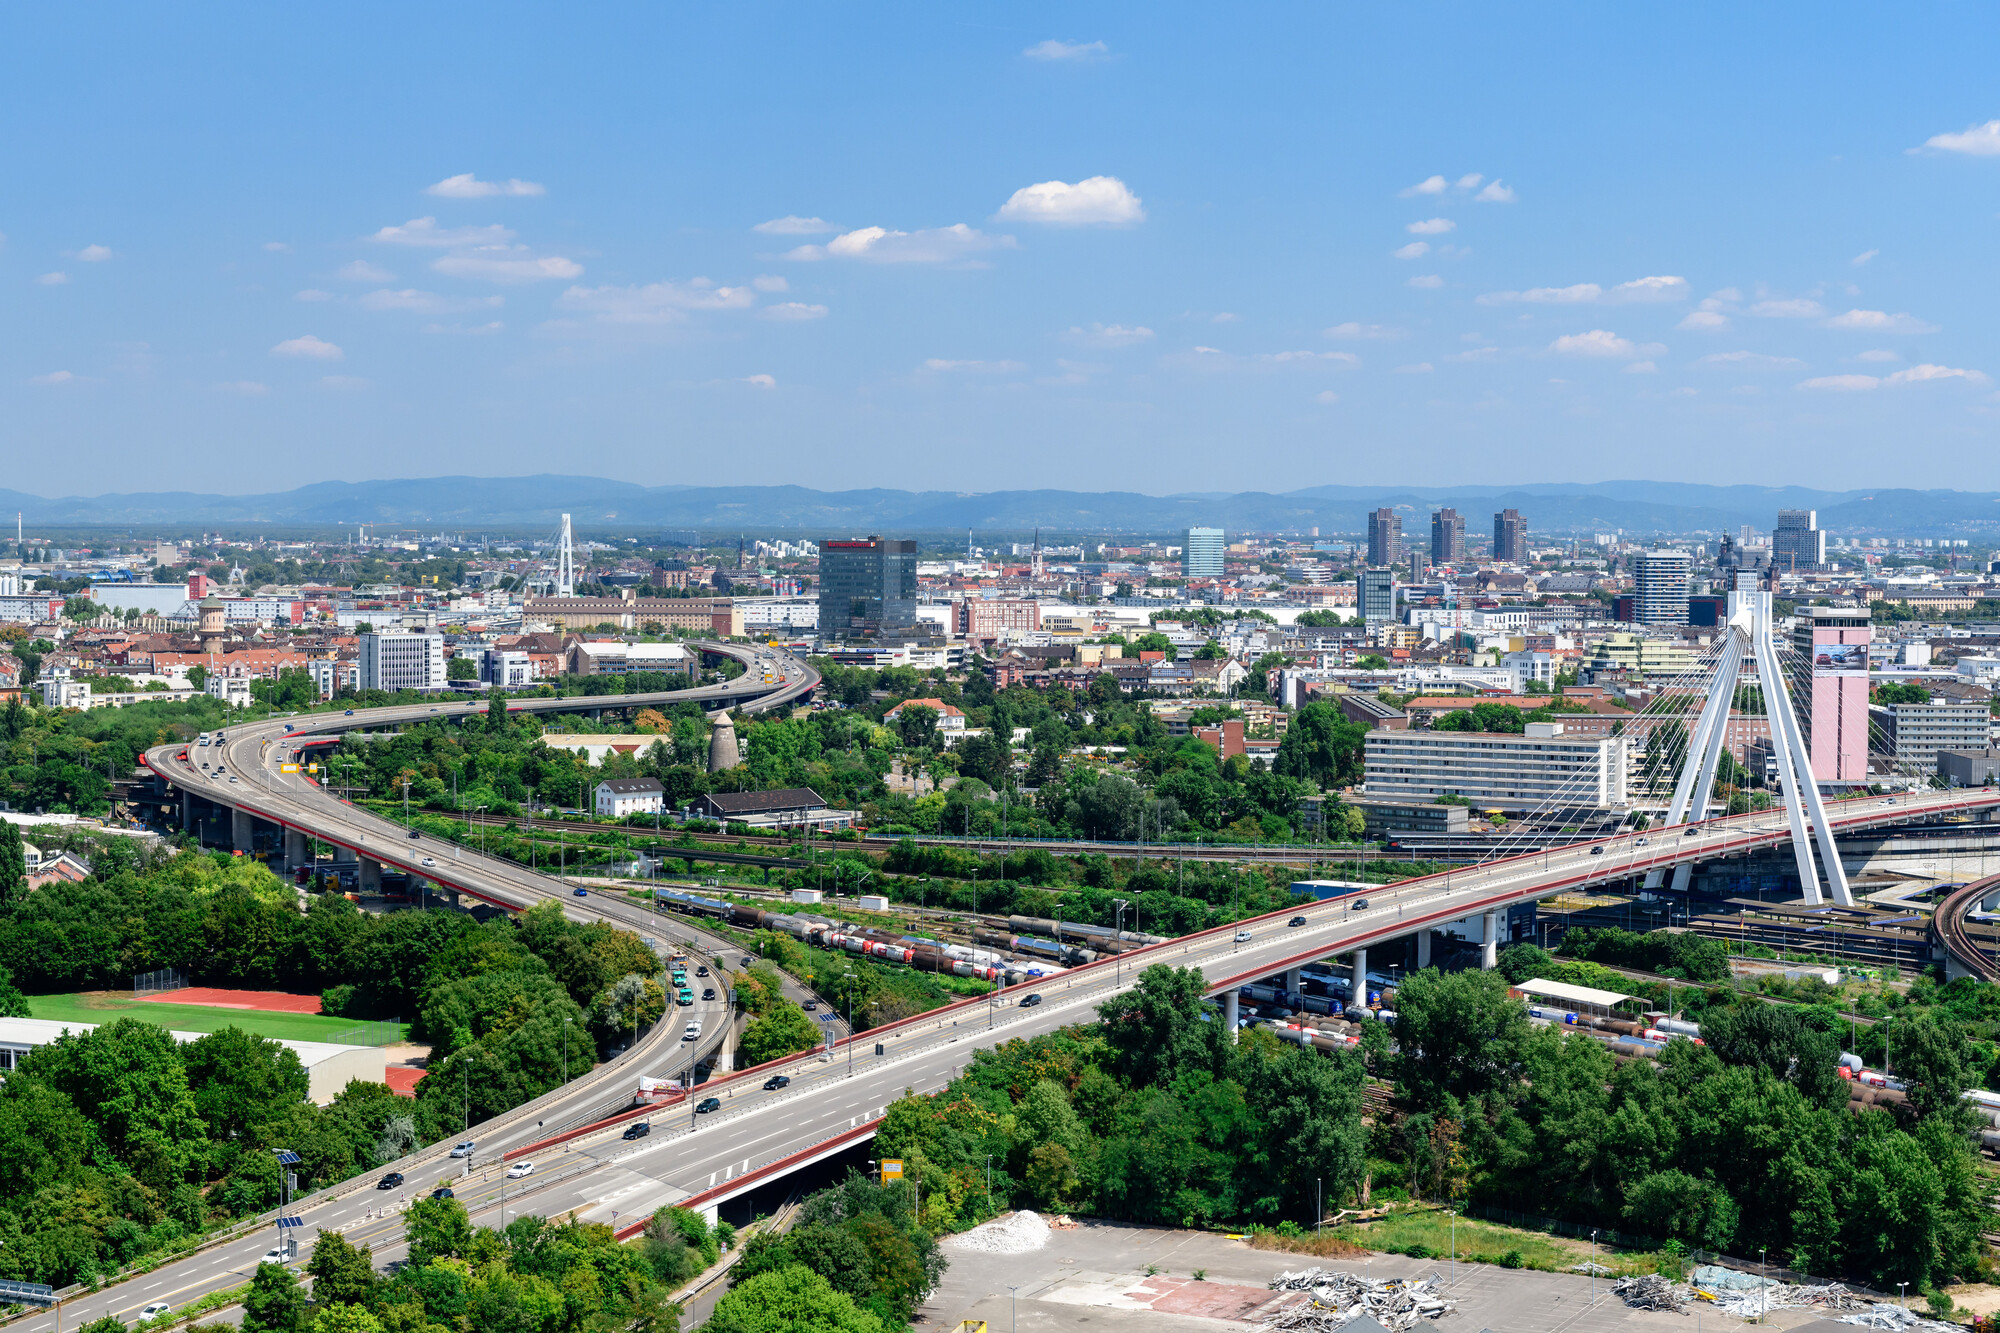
(0, 1281, 56, 1306)
(273, 1150, 302, 1165)
(276, 1216, 305, 1228)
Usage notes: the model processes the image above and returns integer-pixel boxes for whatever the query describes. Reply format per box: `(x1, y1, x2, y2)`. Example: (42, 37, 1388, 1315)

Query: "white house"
(595, 777, 665, 818)
(882, 698, 968, 732)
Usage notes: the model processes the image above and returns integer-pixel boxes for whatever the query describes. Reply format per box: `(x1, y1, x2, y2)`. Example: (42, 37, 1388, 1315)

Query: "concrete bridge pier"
(1349, 948, 1367, 1006)
(1222, 990, 1239, 1043)
(284, 828, 307, 872)
(1281, 966, 1302, 994)
(358, 857, 383, 893)
(1482, 911, 1502, 970)
(1415, 929, 1432, 969)
(231, 809, 254, 854)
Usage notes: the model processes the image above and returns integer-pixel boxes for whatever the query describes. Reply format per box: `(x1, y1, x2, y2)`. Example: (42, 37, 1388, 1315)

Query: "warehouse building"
(0, 1018, 385, 1105)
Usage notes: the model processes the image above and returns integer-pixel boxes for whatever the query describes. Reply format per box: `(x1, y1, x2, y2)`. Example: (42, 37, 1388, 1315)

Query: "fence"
(1459, 1202, 1845, 1288)
(325, 1020, 404, 1048)
(132, 967, 188, 996)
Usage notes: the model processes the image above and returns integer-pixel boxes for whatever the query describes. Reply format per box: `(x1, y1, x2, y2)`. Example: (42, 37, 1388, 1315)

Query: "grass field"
(1328, 1208, 1657, 1275)
(25, 992, 410, 1045)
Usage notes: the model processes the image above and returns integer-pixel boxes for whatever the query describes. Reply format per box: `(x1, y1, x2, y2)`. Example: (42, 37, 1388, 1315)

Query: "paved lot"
(919, 1224, 1842, 1333)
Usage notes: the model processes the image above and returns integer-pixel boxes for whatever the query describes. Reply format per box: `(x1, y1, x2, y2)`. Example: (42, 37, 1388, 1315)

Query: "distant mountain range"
(1, 476, 1993, 538)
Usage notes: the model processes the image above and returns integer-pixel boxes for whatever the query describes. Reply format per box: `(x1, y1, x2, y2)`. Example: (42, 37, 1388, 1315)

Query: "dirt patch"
(1249, 1232, 1371, 1259)
(383, 1068, 427, 1097)
(140, 987, 323, 1014)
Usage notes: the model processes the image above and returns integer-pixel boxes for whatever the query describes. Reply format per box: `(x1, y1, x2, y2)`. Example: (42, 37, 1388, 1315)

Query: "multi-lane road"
(34, 656, 1998, 1330)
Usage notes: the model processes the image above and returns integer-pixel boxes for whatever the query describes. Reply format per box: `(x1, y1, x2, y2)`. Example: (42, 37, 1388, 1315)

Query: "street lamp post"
(843, 973, 856, 1074)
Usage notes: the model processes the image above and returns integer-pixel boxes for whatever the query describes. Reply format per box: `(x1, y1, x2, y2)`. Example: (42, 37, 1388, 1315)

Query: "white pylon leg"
(556, 513, 576, 598)
(1647, 632, 1744, 891)
(1754, 598, 1853, 907)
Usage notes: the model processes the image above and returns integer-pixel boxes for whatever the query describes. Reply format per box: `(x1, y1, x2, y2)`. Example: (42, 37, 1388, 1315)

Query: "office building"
(1183, 527, 1226, 579)
(1792, 606, 1871, 783)
(1366, 508, 1402, 568)
(1364, 721, 1629, 813)
(594, 778, 665, 818)
(1358, 567, 1397, 623)
(1772, 509, 1825, 572)
(1872, 699, 1991, 777)
(1493, 508, 1528, 564)
(1431, 508, 1466, 563)
(1632, 550, 1692, 626)
(358, 631, 446, 692)
(817, 536, 917, 638)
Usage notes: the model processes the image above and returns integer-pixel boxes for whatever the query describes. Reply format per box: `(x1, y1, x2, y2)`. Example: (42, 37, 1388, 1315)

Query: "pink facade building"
(1793, 607, 1871, 783)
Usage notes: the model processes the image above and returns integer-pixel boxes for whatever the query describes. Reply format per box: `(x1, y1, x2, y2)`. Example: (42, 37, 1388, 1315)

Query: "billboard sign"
(1812, 643, 1868, 677)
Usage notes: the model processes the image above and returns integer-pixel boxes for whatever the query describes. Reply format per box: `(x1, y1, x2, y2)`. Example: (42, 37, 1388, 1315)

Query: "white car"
(506, 1161, 535, 1179)
(421, 857, 435, 867)
(260, 1247, 285, 1265)
(1233, 930, 1253, 943)
(137, 1303, 171, 1323)
(682, 1021, 702, 1041)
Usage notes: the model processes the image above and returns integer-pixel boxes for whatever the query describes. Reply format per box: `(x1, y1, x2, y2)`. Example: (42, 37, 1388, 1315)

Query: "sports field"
(25, 991, 408, 1045)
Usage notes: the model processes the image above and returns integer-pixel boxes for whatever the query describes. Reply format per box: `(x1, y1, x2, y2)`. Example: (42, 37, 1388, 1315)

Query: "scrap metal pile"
(1262, 1269, 1456, 1333)
(1608, 1266, 1946, 1329)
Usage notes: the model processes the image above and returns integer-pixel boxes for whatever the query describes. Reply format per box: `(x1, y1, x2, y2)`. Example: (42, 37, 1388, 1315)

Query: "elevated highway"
(30, 661, 1999, 1329)
(1934, 874, 2000, 981)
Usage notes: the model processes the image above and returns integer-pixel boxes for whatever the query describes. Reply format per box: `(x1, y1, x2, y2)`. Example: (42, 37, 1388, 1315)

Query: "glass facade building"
(817, 536, 917, 637)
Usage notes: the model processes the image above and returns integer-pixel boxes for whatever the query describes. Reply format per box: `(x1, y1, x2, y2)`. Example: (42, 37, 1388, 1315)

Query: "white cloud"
(1480, 283, 1600, 305)
(296, 289, 332, 302)
(319, 375, 368, 390)
(754, 216, 833, 235)
(1324, 322, 1402, 340)
(1852, 249, 1879, 266)
(1475, 180, 1517, 202)
(1395, 362, 1434, 373)
(336, 260, 395, 283)
(359, 289, 505, 313)
(1313, 390, 1340, 403)
(1166, 347, 1359, 373)
(433, 253, 583, 282)
(1707, 288, 1742, 303)
(1264, 350, 1359, 365)
(36, 271, 68, 286)
(1697, 351, 1805, 369)
(1023, 38, 1108, 60)
(263, 241, 290, 253)
(788, 224, 1014, 264)
(1549, 329, 1639, 358)
(1456, 173, 1484, 190)
(1393, 241, 1431, 260)
(1748, 298, 1824, 318)
(1610, 275, 1690, 303)
(556, 280, 755, 323)
(1888, 363, 1988, 385)
(215, 380, 268, 395)
(922, 358, 1027, 373)
(760, 302, 828, 321)
(424, 173, 546, 198)
(742, 374, 777, 388)
(28, 370, 75, 385)
(271, 335, 343, 360)
(1408, 274, 1443, 289)
(1407, 217, 1455, 235)
(1481, 276, 1688, 307)
(1399, 176, 1449, 197)
(1623, 360, 1658, 374)
(752, 274, 789, 292)
(1824, 309, 1939, 334)
(1799, 374, 1880, 391)
(1857, 348, 1901, 362)
(1919, 120, 2000, 155)
(1065, 322, 1155, 348)
(76, 244, 112, 262)
(368, 217, 516, 248)
(423, 321, 504, 336)
(995, 176, 1144, 227)
(1677, 310, 1730, 331)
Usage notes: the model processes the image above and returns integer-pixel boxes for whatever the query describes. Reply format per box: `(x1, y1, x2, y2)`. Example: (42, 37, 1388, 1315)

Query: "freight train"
(654, 889, 1068, 985)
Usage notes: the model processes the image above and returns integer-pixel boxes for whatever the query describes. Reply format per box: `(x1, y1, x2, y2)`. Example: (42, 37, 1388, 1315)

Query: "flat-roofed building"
(1363, 720, 1629, 813)
(0, 1017, 383, 1105)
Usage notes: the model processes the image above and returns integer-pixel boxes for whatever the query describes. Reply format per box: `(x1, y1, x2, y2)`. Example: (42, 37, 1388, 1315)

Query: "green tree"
(1271, 702, 1366, 790)
(404, 1196, 472, 1266)
(16, 1016, 206, 1157)
(446, 656, 478, 681)
(242, 1262, 307, 1333)
(1699, 1003, 1845, 1109)
(0, 823, 23, 906)
(1886, 1011, 1973, 1126)
(707, 1264, 888, 1333)
(311, 1305, 386, 1333)
(1096, 964, 1227, 1089)
(183, 1027, 309, 1142)
(742, 1001, 822, 1065)
(1390, 968, 1530, 1110)
(893, 705, 939, 751)
(306, 1229, 378, 1307)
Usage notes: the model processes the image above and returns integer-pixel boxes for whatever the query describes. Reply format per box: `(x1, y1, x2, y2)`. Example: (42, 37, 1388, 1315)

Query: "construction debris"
(1610, 1273, 1690, 1312)
(1262, 1268, 1456, 1333)
(1690, 1273, 1872, 1321)
(1838, 1304, 1959, 1333)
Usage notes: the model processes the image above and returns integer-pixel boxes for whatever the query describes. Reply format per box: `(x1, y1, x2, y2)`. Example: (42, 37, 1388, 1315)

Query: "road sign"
(281, 763, 300, 774)
(880, 1159, 904, 1181)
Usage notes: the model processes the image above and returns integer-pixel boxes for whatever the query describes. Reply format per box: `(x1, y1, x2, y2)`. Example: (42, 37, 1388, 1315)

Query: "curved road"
(1935, 874, 2000, 981)
(31, 665, 1999, 1330)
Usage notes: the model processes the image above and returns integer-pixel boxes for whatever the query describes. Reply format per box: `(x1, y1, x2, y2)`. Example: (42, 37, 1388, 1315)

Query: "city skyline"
(8, 6, 2000, 497)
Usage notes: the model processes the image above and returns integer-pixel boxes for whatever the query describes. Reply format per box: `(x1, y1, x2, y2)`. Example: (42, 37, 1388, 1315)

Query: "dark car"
(763, 1074, 791, 1090)
(696, 966, 710, 977)
(740, 956, 753, 968)
(572, 887, 589, 897)
(430, 1187, 455, 1200)
(344, 709, 354, 715)
(1288, 915, 1308, 927)
(1590, 845, 1606, 855)
(701, 988, 716, 1001)
(621, 1122, 651, 1141)
(407, 829, 419, 840)
(695, 1097, 721, 1114)
(801, 999, 818, 1011)
(1020, 993, 1043, 1008)
(377, 1171, 404, 1190)
(1350, 897, 1370, 910)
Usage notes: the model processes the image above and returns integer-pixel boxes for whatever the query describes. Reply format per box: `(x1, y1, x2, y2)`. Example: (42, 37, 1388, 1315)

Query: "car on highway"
(421, 857, 435, 867)
(506, 1162, 535, 1179)
(1635, 837, 1650, 846)
(449, 1141, 476, 1158)
(1288, 915, 1308, 927)
(682, 1021, 702, 1041)
(676, 991, 693, 1007)
(137, 1303, 172, 1323)
(801, 999, 818, 1011)
(344, 709, 354, 715)
(1233, 930, 1254, 943)
(696, 966, 709, 977)
(701, 988, 716, 1001)
(377, 1171, 404, 1190)
(1350, 898, 1369, 910)
(261, 1248, 287, 1266)
(622, 1122, 651, 1140)
(573, 888, 589, 897)
(763, 1074, 791, 1090)
(431, 1186, 455, 1200)
(1020, 993, 1043, 1007)
(1590, 846, 1605, 855)
(407, 829, 419, 840)
(695, 1096, 722, 1114)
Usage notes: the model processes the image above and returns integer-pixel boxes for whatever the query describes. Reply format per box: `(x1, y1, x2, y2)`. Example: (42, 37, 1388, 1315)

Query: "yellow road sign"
(880, 1159, 904, 1181)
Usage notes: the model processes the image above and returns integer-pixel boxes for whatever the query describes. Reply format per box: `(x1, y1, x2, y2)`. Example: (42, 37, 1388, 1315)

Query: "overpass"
(1934, 874, 2000, 981)
(27, 651, 2000, 1327)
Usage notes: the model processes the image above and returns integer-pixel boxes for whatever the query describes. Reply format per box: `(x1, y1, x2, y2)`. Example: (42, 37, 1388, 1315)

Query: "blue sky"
(6, 4, 2000, 497)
